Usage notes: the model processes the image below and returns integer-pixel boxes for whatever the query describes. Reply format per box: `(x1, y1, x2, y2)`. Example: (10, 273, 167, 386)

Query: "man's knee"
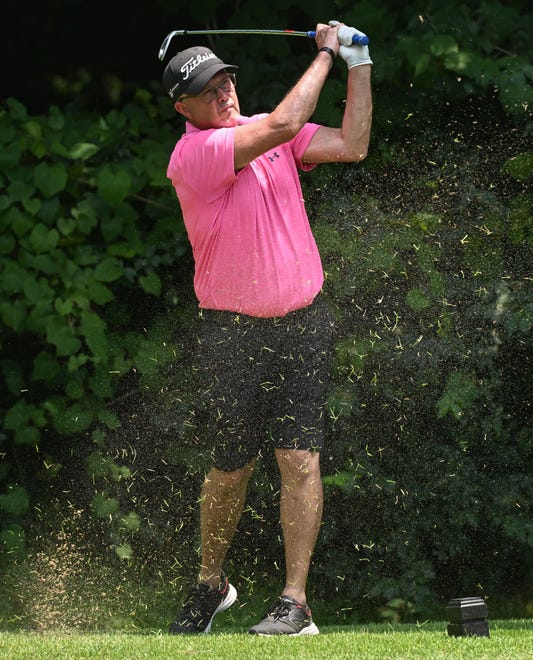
(205, 459, 256, 489)
(275, 449, 321, 484)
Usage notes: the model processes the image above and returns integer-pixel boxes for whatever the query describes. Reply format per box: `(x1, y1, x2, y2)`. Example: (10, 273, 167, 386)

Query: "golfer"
(163, 20, 372, 635)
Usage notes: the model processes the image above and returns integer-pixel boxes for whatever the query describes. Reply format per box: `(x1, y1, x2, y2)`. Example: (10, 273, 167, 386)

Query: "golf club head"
(159, 31, 181, 60)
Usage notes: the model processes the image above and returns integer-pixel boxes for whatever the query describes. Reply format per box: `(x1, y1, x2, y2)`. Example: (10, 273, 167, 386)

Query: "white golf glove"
(329, 20, 372, 68)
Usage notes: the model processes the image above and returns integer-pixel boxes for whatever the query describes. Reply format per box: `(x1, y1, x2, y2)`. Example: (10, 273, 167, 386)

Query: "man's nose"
(216, 84, 230, 99)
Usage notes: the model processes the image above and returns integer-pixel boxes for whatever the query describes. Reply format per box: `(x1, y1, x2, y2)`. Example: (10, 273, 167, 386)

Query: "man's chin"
(218, 115, 239, 128)
(219, 106, 238, 122)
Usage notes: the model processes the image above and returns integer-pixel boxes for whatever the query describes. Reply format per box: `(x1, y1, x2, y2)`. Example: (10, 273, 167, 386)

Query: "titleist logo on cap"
(181, 52, 217, 80)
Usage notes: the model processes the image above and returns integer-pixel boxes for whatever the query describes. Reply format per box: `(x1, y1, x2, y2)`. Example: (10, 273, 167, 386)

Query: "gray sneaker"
(248, 595, 319, 635)
(169, 572, 237, 634)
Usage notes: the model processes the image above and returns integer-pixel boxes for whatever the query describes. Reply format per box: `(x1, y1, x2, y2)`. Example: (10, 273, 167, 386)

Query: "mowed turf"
(0, 621, 531, 659)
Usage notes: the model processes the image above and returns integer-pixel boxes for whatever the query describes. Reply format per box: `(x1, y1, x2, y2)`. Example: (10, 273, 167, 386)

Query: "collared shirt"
(167, 114, 323, 317)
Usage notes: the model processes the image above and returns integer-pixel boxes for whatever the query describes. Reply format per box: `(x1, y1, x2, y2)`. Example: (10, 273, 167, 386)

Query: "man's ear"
(174, 100, 190, 119)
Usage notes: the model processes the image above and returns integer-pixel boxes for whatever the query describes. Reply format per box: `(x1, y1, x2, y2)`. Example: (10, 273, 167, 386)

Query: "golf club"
(158, 29, 370, 61)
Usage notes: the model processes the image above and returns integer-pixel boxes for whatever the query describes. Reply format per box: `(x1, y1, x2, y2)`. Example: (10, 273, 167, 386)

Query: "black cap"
(162, 46, 238, 99)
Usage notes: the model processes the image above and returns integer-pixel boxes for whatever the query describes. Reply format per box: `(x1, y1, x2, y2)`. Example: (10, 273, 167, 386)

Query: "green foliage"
(502, 152, 533, 183)
(0, 486, 30, 516)
(0, 92, 187, 552)
(310, 118, 532, 618)
(389, 1, 532, 114)
(199, 0, 532, 125)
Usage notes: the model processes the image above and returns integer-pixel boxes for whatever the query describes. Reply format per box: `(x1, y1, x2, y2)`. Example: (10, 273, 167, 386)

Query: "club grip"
(307, 30, 369, 46)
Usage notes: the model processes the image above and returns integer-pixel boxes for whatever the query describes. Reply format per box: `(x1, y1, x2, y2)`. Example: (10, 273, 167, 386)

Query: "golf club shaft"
(158, 29, 369, 60)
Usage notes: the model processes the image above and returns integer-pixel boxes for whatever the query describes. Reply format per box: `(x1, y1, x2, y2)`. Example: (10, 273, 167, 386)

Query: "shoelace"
(180, 583, 212, 619)
(268, 598, 294, 620)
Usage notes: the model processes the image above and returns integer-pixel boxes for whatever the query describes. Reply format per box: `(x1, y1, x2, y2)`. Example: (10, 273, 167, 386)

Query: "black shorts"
(195, 296, 334, 472)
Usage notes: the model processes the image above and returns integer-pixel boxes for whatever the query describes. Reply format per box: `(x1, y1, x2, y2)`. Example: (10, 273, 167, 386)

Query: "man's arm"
(233, 23, 339, 171)
(302, 63, 372, 164)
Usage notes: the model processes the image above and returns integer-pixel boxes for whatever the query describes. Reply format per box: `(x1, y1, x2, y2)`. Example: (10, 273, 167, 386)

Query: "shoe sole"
(203, 583, 237, 633)
(249, 622, 320, 636)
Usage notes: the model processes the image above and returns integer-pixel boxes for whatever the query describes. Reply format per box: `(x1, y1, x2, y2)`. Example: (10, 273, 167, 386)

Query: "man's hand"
(314, 22, 340, 57)
(329, 20, 372, 68)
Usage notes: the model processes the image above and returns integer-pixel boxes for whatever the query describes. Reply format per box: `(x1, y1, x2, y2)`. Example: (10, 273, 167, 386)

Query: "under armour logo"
(268, 152, 280, 162)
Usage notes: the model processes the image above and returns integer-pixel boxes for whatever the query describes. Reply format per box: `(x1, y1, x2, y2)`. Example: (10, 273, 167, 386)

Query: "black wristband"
(318, 46, 336, 60)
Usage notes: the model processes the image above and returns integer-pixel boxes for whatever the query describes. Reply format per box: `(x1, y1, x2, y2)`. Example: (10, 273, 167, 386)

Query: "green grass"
(0, 621, 531, 659)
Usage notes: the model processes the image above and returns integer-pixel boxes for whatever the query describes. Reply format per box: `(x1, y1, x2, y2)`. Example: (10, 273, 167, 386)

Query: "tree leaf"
(8, 180, 35, 202)
(71, 203, 99, 235)
(69, 142, 99, 160)
(32, 351, 61, 382)
(15, 426, 41, 445)
(80, 310, 109, 360)
(429, 35, 459, 57)
(46, 317, 81, 356)
(53, 401, 94, 434)
(414, 53, 430, 77)
(4, 399, 45, 431)
(97, 166, 131, 205)
(0, 525, 26, 552)
(139, 271, 162, 296)
(120, 512, 140, 532)
(23, 274, 54, 304)
(33, 162, 68, 198)
(502, 152, 533, 182)
(0, 301, 26, 332)
(86, 279, 114, 305)
(0, 486, 30, 515)
(91, 493, 120, 518)
(94, 257, 123, 282)
(54, 297, 74, 315)
(4, 206, 33, 238)
(1, 260, 25, 293)
(1, 358, 23, 394)
(97, 408, 121, 430)
(29, 224, 59, 253)
(0, 234, 16, 255)
(115, 543, 133, 560)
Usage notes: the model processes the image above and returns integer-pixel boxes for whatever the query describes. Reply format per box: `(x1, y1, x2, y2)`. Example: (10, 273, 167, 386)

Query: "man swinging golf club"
(163, 20, 372, 635)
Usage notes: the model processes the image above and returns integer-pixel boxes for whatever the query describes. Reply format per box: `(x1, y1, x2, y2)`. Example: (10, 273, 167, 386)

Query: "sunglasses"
(178, 73, 237, 104)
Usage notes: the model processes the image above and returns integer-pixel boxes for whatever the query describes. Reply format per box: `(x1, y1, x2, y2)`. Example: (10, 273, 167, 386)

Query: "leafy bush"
(194, 0, 532, 126)
(389, 0, 533, 115)
(310, 112, 532, 619)
(0, 93, 189, 558)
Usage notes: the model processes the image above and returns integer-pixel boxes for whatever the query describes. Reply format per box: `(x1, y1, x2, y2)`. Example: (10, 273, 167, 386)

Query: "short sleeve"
(167, 127, 237, 202)
(290, 123, 322, 171)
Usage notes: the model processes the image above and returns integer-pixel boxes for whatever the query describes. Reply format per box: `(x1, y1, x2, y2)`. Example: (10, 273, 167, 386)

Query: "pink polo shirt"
(167, 114, 323, 317)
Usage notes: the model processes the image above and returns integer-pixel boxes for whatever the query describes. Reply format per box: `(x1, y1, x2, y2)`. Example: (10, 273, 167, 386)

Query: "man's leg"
(274, 448, 323, 605)
(198, 459, 256, 588)
(169, 458, 255, 634)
